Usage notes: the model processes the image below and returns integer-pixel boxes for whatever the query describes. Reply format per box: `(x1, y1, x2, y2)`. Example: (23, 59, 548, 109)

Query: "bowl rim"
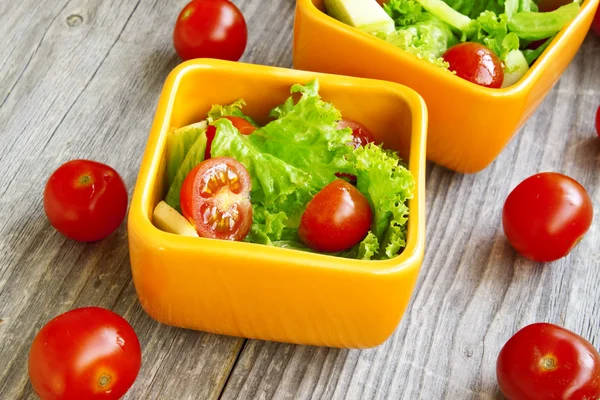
(297, 0, 599, 96)
(128, 59, 427, 276)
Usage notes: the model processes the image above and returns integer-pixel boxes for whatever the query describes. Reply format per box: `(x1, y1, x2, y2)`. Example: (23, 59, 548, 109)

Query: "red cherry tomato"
(497, 323, 600, 400)
(536, 0, 573, 12)
(593, 5, 600, 35)
(43, 159, 128, 242)
(338, 119, 376, 149)
(28, 307, 141, 400)
(180, 156, 252, 240)
(443, 42, 504, 88)
(335, 118, 375, 183)
(502, 172, 593, 262)
(595, 105, 600, 137)
(173, 0, 248, 62)
(205, 116, 257, 160)
(298, 179, 372, 252)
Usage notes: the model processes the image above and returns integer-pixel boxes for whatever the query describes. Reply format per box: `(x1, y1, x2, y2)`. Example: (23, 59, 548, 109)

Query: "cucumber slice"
(164, 130, 208, 212)
(153, 201, 198, 237)
(324, 0, 395, 34)
(166, 121, 207, 187)
(502, 50, 529, 88)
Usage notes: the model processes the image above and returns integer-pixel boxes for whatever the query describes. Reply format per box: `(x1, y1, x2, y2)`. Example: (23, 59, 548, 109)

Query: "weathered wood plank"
(0, 0, 292, 397)
(1, 0, 598, 398)
(220, 34, 600, 400)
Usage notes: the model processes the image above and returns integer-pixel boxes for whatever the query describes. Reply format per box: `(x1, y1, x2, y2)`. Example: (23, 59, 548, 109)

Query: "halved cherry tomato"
(497, 323, 600, 399)
(28, 307, 141, 400)
(299, 179, 372, 252)
(204, 117, 257, 160)
(173, 0, 247, 62)
(443, 42, 504, 88)
(502, 172, 593, 262)
(180, 156, 252, 240)
(43, 159, 128, 242)
(338, 119, 376, 149)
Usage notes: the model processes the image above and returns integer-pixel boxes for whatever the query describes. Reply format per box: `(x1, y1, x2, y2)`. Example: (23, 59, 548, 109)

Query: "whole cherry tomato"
(596, 106, 600, 136)
(173, 0, 248, 62)
(443, 42, 504, 88)
(43, 159, 128, 242)
(205, 116, 257, 160)
(497, 323, 600, 400)
(592, 4, 600, 35)
(502, 172, 593, 262)
(536, 0, 573, 12)
(28, 307, 141, 400)
(335, 118, 375, 183)
(298, 179, 372, 252)
(338, 119, 376, 149)
(180, 156, 252, 240)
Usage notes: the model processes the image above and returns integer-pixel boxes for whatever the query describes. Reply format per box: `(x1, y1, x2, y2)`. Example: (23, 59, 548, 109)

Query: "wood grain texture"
(0, 0, 293, 398)
(220, 35, 600, 400)
(0, 0, 598, 398)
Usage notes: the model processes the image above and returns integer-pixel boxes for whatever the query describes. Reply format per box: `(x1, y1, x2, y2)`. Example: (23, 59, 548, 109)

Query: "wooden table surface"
(1, 0, 599, 398)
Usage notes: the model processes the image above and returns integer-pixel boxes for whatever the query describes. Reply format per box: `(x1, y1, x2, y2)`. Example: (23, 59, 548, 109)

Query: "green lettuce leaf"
(472, 11, 520, 61)
(376, 13, 458, 68)
(522, 36, 554, 64)
(166, 122, 206, 188)
(245, 205, 292, 245)
(211, 79, 357, 226)
(384, 0, 425, 26)
(167, 79, 415, 260)
(442, 0, 504, 20)
(164, 131, 208, 212)
(354, 144, 414, 259)
(207, 99, 259, 126)
(508, 2, 579, 41)
(413, 0, 473, 31)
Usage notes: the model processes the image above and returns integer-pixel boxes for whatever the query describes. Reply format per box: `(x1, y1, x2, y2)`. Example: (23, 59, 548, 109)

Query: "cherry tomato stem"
(43, 160, 128, 242)
(28, 307, 141, 400)
(497, 323, 600, 399)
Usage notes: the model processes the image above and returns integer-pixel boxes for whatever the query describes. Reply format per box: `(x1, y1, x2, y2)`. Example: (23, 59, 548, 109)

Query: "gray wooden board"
(0, 0, 598, 398)
(221, 35, 600, 399)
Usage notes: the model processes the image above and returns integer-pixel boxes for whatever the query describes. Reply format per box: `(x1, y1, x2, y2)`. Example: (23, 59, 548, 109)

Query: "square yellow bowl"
(127, 59, 427, 348)
(293, 0, 599, 173)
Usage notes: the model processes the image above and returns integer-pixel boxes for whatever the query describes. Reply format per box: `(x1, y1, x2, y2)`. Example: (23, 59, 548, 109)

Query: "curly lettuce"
(210, 79, 415, 260)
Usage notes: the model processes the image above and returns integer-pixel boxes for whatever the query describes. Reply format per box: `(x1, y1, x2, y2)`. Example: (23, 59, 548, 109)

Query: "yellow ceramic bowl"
(293, 0, 599, 173)
(128, 59, 427, 348)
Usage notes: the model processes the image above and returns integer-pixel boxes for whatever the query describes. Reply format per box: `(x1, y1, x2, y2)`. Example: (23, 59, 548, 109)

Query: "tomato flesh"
(28, 307, 141, 400)
(43, 159, 128, 242)
(502, 172, 593, 262)
(497, 323, 600, 400)
(299, 179, 372, 252)
(181, 156, 252, 241)
(173, 0, 247, 62)
(443, 42, 504, 88)
(205, 116, 256, 160)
